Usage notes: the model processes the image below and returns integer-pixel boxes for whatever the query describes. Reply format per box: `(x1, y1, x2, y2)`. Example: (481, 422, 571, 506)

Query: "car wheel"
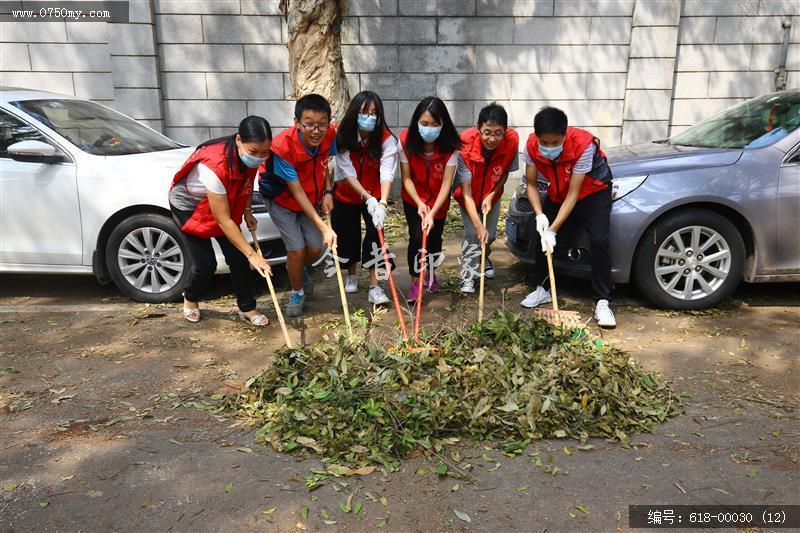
(105, 213, 190, 303)
(633, 209, 745, 310)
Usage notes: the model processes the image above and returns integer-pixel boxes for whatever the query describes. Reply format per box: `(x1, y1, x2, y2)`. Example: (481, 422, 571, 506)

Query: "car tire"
(105, 213, 190, 303)
(633, 208, 745, 310)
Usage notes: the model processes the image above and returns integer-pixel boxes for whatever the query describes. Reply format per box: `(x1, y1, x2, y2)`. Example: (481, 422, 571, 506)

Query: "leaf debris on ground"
(229, 311, 682, 470)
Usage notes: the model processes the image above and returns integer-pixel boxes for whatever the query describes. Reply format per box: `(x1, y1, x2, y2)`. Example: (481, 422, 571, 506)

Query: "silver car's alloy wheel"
(654, 225, 732, 301)
(117, 226, 184, 294)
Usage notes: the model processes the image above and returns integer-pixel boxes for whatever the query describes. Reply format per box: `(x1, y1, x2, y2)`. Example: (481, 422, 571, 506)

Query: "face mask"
(418, 124, 442, 143)
(239, 152, 266, 168)
(539, 144, 563, 160)
(357, 115, 378, 132)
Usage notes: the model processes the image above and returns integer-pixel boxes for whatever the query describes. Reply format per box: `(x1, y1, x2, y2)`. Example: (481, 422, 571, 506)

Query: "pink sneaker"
(427, 273, 442, 293)
(406, 280, 420, 302)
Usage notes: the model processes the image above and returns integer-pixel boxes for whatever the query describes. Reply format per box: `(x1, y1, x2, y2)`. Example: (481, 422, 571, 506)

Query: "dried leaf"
(453, 509, 471, 523)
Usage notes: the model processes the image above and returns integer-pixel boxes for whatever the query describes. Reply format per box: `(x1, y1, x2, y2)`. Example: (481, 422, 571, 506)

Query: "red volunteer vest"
(334, 128, 393, 205)
(169, 142, 256, 238)
(399, 129, 454, 220)
(453, 127, 519, 209)
(269, 125, 337, 212)
(525, 127, 609, 203)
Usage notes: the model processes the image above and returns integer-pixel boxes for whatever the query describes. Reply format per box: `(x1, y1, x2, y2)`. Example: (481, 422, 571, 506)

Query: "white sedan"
(0, 88, 286, 303)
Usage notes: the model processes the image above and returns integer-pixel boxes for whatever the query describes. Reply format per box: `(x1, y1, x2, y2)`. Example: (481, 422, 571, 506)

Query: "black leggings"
(532, 187, 613, 302)
(403, 201, 446, 277)
(170, 205, 256, 312)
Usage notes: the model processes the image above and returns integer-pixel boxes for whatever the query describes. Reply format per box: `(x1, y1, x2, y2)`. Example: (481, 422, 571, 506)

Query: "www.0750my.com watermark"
(0, 1, 129, 22)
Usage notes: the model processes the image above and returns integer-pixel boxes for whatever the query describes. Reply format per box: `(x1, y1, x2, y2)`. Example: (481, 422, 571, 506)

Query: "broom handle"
(478, 211, 488, 322)
(544, 243, 559, 312)
(414, 228, 427, 341)
(248, 228, 293, 348)
(328, 216, 353, 337)
(377, 227, 409, 341)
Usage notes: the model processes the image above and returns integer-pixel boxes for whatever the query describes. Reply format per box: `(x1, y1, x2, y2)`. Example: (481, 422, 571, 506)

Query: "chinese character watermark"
(312, 247, 349, 278)
(362, 242, 395, 281)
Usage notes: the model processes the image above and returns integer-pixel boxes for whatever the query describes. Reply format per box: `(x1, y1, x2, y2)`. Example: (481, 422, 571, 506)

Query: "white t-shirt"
(168, 163, 226, 211)
(523, 143, 595, 174)
(334, 135, 399, 183)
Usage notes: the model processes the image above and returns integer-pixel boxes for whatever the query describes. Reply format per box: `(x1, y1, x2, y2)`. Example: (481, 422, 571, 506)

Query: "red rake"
(414, 229, 428, 342)
(377, 227, 408, 342)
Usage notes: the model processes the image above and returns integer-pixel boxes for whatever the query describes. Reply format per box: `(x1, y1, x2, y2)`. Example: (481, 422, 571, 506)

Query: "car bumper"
(504, 192, 646, 284)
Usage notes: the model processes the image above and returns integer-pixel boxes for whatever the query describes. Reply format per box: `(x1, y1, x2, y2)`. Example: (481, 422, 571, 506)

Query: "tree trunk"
(280, 0, 350, 121)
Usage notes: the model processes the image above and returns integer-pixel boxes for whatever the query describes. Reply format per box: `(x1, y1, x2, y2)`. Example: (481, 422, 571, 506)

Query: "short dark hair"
(337, 90, 394, 159)
(404, 96, 462, 155)
(295, 93, 331, 120)
(534, 106, 568, 136)
(477, 102, 508, 129)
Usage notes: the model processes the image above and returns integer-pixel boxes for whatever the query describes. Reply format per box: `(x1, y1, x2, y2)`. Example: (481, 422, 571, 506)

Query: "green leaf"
(575, 504, 590, 515)
(354, 501, 363, 515)
(300, 505, 309, 519)
(261, 507, 277, 515)
(169, 438, 183, 446)
(435, 463, 448, 476)
(3, 482, 18, 492)
(516, 485, 529, 491)
(38, 501, 49, 508)
(453, 509, 471, 523)
(746, 467, 759, 478)
(376, 520, 387, 529)
(224, 482, 233, 493)
(680, 391, 693, 398)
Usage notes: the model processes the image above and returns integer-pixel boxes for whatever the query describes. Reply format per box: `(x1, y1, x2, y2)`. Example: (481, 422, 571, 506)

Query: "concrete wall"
(1, 0, 798, 150)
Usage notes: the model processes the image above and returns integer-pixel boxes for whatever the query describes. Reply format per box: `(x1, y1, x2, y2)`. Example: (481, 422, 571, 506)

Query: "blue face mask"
(357, 114, 378, 132)
(418, 124, 442, 143)
(239, 152, 266, 168)
(539, 144, 564, 160)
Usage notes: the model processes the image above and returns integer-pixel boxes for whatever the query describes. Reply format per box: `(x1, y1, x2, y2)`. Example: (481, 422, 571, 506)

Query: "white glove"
(371, 203, 387, 229)
(365, 196, 379, 216)
(541, 229, 557, 253)
(535, 213, 550, 236)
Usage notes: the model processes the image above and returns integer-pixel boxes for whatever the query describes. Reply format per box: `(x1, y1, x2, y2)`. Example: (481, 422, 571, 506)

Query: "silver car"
(505, 90, 800, 310)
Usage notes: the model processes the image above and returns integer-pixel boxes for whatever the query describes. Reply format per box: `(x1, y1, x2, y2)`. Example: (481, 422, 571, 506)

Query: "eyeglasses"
(300, 122, 330, 132)
(479, 130, 505, 139)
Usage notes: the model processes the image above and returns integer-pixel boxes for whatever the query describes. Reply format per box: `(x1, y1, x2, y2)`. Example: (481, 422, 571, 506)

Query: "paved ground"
(1, 239, 798, 532)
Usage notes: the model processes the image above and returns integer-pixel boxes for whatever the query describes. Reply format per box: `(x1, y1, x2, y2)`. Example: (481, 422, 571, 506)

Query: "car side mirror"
(7, 140, 66, 164)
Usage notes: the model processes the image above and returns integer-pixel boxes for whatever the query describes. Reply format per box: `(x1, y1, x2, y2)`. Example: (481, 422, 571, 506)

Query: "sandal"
(239, 311, 269, 327)
(183, 306, 201, 323)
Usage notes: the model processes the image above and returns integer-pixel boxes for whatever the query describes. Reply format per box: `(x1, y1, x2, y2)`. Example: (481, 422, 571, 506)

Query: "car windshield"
(669, 92, 800, 149)
(10, 99, 181, 156)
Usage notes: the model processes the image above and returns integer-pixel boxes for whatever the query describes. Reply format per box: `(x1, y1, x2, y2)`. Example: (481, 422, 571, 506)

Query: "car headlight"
(611, 174, 648, 201)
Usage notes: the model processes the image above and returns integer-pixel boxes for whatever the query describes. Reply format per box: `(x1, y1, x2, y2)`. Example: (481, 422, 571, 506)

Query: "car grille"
(514, 196, 534, 214)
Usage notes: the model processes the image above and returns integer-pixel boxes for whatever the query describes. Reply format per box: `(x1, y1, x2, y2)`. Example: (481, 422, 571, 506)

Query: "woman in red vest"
(453, 103, 520, 294)
(520, 106, 616, 327)
(331, 91, 398, 305)
(400, 96, 465, 302)
(168, 116, 272, 326)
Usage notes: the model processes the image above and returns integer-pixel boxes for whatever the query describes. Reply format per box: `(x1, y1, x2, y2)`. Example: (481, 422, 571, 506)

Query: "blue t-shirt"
(273, 130, 337, 182)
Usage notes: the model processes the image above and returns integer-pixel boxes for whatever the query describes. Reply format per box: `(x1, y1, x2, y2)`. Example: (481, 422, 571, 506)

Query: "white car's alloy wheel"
(654, 225, 731, 301)
(117, 226, 184, 294)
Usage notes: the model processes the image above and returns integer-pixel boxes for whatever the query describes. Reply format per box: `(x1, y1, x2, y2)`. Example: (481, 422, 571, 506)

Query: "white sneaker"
(345, 275, 358, 294)
(460, 278, 476, 294)
(368, 285, 390, 305)
(520, 286, 552, 308)
(594, 299, 616, 328)
(484, 259, 495, 279)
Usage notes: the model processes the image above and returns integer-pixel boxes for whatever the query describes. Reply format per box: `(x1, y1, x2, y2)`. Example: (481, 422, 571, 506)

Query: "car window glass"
(0, 110, 47, 158)
(786, 145, 800, 164)
(670, 92, 800, 150)
(10, 99, 181, 156)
